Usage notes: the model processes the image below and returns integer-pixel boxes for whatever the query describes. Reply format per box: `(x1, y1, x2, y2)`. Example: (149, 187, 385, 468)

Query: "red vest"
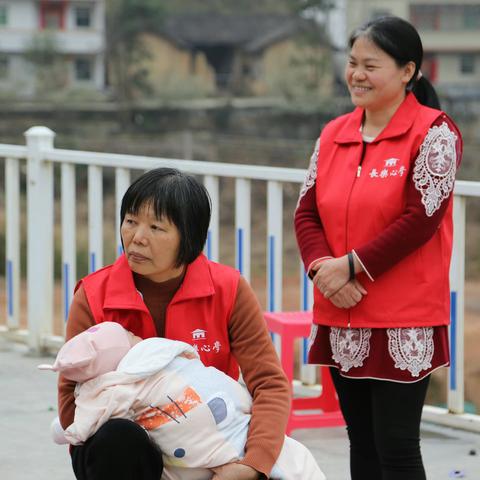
(314, 93, 455, 328)
(78, 254, 241, 379)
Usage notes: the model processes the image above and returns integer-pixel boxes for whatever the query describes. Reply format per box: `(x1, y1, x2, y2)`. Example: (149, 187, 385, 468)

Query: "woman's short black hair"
(120, 167, 211, 266)
(349, 15, 440, 109)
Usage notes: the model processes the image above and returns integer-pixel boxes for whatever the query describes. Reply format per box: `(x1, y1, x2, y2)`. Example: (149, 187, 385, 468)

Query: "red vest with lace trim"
(314, 94, 457, 328)
(78, 254, 241, 379)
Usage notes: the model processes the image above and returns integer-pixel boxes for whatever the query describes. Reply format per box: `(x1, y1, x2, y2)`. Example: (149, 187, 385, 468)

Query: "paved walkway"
(1, 336, 479, 480)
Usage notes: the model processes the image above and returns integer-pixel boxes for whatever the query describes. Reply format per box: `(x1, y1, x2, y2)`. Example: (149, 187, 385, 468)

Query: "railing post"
(5, 158, 20, 329)
(448, 195, 466, 413)
(235, 178, 251, 282)
(61, 163, 76, 324)
(267, 181, 283, 355)
(88, 165, 103, 272)
(300, 263, 316, 384)
(115, 167, 130, 257)
(204, 175, 219, 262)
(267, 181, 283, 312)
(24, 126, 55, 352)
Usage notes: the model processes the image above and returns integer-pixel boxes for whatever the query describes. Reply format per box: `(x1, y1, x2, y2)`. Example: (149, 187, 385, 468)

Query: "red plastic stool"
(264, 311, 344, 434)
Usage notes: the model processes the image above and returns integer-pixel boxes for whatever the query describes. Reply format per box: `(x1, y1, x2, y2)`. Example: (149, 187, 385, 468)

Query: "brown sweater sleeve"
(229, 277, 291, 478)
(57, 285, 95, 429)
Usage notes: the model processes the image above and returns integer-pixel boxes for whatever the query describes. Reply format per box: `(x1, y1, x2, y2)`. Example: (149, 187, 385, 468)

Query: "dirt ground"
(1, 275, 479, 411)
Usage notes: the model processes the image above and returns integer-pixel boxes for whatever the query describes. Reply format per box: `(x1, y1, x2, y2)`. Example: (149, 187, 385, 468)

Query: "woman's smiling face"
(121, 202, 184, 283)
(345, 36, 415, 113)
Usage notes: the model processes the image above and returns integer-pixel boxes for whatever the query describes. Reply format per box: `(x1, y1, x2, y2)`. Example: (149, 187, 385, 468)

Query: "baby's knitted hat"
(38, 322, 133, 382)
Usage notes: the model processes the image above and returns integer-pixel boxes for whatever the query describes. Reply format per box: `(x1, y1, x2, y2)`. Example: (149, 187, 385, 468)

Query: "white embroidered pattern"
(387, 327, 434, 377)
(307, 323, 318, 354)
(330, 327, 372, 372)
(296, 138, 320, 209)
(413, 121, 457, 217)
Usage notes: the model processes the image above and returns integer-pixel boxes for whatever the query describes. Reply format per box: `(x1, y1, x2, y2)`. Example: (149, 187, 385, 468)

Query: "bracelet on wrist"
(347, 252, 355, 281)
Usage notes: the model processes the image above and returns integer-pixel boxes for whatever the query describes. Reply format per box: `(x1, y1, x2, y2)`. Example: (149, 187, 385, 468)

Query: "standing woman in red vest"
(58, 168, 290, 480)
(295, 16, 462, 480)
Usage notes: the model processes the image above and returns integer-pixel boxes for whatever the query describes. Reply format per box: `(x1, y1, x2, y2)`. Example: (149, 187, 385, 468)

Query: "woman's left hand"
(211, 463, 261, 480)
(329, 279, 367, 309)
(312, 256, 350, 299)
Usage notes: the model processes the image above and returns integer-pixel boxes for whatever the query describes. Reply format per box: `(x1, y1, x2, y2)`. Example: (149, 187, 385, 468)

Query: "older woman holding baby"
(58, 167, 290, 480)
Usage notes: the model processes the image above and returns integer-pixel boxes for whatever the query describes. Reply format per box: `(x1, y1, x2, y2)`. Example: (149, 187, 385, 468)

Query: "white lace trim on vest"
(308, 323, 318, 354)
(330, 327, 372, 372)
(412, 121, 457, 217)
(387, 327, 434, 377)
(296, 138, 320, 209)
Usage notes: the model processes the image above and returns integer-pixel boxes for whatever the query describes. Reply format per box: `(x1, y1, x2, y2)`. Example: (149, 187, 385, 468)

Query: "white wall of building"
(92, 52, 105, 88)
(324, 0, 347, 49)
(437, 52, 480, 85)
(345, 0, 407, 35)
(0, 1, 36, 29)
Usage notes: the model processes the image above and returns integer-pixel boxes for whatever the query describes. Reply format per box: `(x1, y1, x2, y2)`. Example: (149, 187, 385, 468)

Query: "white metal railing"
(1, 126, 480, 432)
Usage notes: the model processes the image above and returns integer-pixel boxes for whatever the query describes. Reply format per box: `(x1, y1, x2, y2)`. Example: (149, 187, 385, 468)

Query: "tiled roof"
(161, 13, 324, 51)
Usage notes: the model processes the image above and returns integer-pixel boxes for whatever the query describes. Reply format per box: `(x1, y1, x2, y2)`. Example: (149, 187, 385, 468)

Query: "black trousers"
(330, 368, 430, 480)
(71, 419, 164, 480)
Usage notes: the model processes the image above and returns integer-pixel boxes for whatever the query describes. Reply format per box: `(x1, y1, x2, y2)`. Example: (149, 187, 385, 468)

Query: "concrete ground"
(1, 336, 479, 480)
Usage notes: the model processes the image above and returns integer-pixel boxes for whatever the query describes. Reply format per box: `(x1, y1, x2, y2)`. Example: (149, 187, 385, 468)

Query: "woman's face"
(345, 36, 415, 113)
(121, 203, 184, 283)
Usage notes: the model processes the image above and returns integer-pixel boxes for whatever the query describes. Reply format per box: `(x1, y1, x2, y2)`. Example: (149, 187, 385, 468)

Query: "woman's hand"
(329, 280, 367, 309)
(211, 463, 261, 480)
(312, 256, 350, 299)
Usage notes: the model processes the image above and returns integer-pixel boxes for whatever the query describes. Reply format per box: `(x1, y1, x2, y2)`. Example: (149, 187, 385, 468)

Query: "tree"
(106, 0, 166, 102)
(24, 32, 68, 96)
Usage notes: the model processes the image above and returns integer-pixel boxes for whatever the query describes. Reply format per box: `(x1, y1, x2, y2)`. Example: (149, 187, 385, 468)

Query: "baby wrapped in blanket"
(41, 322, 325, 480)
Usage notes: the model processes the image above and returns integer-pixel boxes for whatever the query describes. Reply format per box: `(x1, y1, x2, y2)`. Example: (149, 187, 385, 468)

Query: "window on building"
(0, 5, 8, 26)
(464, 5, 480, 29)
(439, 5, 464, 30)
(75, 58, 92, 81)
(412, 4, 480, 31)
(460, 54, 475, 74)
(0, 54, 9, 79)
(75, 7, 91, 28)
(410, 5, 438, 30)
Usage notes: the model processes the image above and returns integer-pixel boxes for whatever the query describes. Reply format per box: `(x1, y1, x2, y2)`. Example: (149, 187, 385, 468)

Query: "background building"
(134, 13, 333, 99)
(0, 0, 106, 98)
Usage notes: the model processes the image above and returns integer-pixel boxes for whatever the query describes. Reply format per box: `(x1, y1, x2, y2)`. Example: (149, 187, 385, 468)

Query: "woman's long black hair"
(349, 16, 441, 110)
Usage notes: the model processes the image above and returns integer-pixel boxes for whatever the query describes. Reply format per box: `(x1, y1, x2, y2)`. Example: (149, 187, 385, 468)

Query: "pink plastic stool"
(264, 311, 344, 434)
